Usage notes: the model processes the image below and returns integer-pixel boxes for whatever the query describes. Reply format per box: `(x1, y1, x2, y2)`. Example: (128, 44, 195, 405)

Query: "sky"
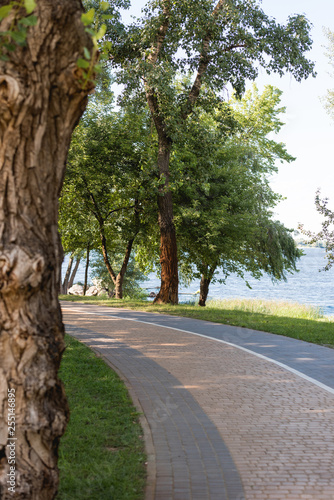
(120, 0, 334, 233)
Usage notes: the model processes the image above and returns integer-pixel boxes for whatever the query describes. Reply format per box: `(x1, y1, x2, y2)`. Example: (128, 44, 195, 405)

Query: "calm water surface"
(143, 248, 334, 316)
(62, 248, 334, 316)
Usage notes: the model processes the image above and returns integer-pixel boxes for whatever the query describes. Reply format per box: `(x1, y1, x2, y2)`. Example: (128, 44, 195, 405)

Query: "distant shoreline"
(295, 242, 326, 249)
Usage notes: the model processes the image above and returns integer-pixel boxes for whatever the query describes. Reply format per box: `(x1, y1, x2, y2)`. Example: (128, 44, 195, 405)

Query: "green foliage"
(78, 0, 131, 89)
(59, 92, 157, 289)
(59, 182, 99, 255)
(98, 0, 315, 302)
(172, 85, 300, 287)
(108, 0, 315, 114)
(78, 4, 109, 89)
(0, 0, 37, 61)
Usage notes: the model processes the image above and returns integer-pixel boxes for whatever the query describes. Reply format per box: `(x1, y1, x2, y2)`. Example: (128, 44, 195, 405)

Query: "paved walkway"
(61, 302, 334, 500)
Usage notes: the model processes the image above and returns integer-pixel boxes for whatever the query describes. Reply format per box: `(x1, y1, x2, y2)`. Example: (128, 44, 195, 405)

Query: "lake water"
(62, 247, 334, 316)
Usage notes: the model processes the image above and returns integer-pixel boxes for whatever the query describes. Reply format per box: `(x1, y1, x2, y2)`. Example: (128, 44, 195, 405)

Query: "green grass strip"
(60, 295, 334, 347)
(57, 334, 146, 500)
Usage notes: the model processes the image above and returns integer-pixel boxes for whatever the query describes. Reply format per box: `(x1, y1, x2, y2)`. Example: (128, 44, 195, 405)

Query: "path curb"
(96, 349, 156, 500)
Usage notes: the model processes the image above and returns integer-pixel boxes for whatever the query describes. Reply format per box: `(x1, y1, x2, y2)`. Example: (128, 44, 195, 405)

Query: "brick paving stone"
(63, 319, 244, 499)
(62, 303, 334, 500)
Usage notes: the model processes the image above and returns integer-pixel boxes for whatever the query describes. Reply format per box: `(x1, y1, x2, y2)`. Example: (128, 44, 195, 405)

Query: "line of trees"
(103, 0, 315, 304)
(60, 84, 303, 305)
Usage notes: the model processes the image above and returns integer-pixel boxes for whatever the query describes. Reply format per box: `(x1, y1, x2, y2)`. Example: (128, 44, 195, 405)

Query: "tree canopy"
(172, 85, 301, 305)
(60, 95, 156, 298)
(101, 0, 315, 304)
(61, 82, 303, 306)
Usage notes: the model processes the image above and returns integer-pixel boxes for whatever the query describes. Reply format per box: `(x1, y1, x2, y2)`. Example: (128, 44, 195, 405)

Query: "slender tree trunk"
(114, 238, 135, 299)
(98, 215, 137, 300)
(0, 2, 93, 498)
(99, 226, 117, 285)
(198, 263, 217, 306)
(153, 139, 179, 305)
(61, 253, 74, 294)
(83, 244, 90, 295)
(68, 257, 81, 290)
(198, 275, 211, 306)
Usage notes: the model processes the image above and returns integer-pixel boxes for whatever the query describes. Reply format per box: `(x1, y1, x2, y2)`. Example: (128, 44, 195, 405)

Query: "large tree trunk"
(115, 275, 124, 299)
(153, 139, 179, 305)
(0, 2, 93, 499)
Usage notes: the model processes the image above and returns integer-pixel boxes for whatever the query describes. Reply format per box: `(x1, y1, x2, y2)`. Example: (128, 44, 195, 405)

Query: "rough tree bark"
(0, 1, 93, 498)
(153, 139, 178, 304)
(144, 0, 179, 305)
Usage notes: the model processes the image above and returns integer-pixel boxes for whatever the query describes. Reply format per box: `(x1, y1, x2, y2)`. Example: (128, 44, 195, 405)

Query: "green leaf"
(83, 46, 91, 60)
(3, 42, 16, 52)
(77, 58, 90, 69)
(85, 27, 95, 36)
(101, 1, 109, 11)
(81, 8, 95, 27)
(94, 24, 106, 40)
(0, 5, 13, 20)
(10, 30, 27, 44)
(18, 15, 37, 26)
(24, 0, 36, 14)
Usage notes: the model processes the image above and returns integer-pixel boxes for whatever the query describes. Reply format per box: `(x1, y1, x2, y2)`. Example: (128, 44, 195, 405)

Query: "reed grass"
(206, 298, 326, 320)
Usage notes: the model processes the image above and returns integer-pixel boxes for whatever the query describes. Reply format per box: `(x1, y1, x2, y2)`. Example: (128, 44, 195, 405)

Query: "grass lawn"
(60, 295, 334, 347)
(57, 334, 146, 500)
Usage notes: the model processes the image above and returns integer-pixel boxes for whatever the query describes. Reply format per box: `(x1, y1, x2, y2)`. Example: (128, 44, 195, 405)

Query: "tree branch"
(181, 0, 226, 120)
(144, 0, 171, 138)
(119, 237, 135, 280)
(118, 199, 141, 279)
(147, 0, 171, 66)
(107, 204, 136, 218)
